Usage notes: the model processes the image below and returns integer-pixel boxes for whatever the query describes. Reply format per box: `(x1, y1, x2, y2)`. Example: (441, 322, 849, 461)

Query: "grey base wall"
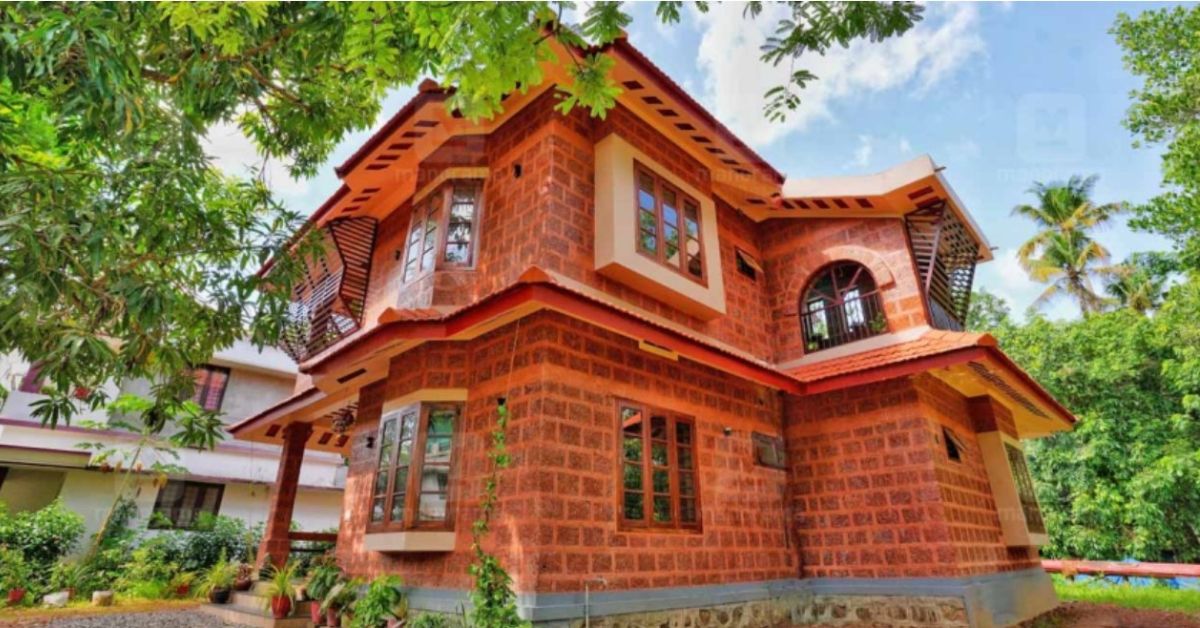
(401, 567, 1057, 628)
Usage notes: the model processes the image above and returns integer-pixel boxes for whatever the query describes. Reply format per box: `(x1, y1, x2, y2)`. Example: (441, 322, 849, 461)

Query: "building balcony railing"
(801, 291, 887, 353)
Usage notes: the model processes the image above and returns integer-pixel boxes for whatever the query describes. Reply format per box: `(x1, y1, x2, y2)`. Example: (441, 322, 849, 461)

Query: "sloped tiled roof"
(786, 330, 996, 383)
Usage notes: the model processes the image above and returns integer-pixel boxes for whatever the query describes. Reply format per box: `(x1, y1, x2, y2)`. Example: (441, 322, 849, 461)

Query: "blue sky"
(209, 2, 1177, 321)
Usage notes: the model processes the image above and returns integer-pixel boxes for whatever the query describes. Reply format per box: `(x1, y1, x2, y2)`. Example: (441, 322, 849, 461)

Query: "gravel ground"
(0, 610, 250, 628)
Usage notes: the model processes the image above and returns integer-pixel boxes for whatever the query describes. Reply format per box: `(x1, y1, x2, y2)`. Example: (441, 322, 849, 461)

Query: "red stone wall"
(336, 311, 795, 592)
(761, 217, 930, 365)
(783, 375, 1040, 579)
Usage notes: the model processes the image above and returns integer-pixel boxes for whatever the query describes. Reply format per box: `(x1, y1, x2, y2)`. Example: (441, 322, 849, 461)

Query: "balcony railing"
(801, 291, 887, 352)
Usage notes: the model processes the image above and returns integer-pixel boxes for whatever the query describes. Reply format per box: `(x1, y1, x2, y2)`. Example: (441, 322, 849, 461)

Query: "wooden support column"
(257, 421, 313, 571)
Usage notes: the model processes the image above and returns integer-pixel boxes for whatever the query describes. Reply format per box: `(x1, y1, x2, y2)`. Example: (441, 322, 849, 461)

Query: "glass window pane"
(680, 498, 697, 523)
(650, 415, 667, 440)
(652, 468, 670, 493)
(663, 203, 678, 228)
(653, 496, 672, 523)
(676, 422, 692, 445)
(397, 437, 413, 465)
(623, 463, 643, 490)
(639, 210, 657, 234)
(420, 466, 450, 494)
(428, 408, 455, 434)
(640, 232, 657, 254)
(419, 490, 448, 522)
(389, 496, 404, 522)
(374, 471, 389, 495)
(678, 446, 693, 470)
(444, 243, 468, 263)
(687, 254, 702, 278)
(425, 435, 452, 464)
(371, 498, 385, 523)
(638, 189, 655, 211)
(662, 189, 676, 212)
(664, 225, 680, 265)
(623, 492, 644, 520)
(684, 203, 700, 238)
(679, 471, 695, 496)
(393, 467, 409, 495)
(651, 442, 668, 466)
(622, 406, 643, 462)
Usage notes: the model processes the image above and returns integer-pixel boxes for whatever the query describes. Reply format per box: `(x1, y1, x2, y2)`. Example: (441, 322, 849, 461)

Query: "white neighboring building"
(0, 340, 343, 543)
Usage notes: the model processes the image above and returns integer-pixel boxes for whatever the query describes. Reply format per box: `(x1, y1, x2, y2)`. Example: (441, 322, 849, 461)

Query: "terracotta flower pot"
(234, 577, 253, 592)
(310, 601, 325, 626)
(174, 583, 191, 598)
(271, 595, 292, 619)
(326, 606, 341, 628)
(208, 588, 231, 604)
(6, 588, 25, 605)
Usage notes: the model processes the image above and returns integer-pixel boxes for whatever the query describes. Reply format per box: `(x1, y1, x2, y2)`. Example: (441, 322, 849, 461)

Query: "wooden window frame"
(735, 248, 762, 281)
(149, 480, 225, 530)
(17, 361, 45, 394)
(633, 161, 707, 285)
(367, 402, 460, 533)
(401, 180, 483, 283)
(751, 432, 787, 469)
(1004, 442, 1046, 535)
(192, 364, 231, 413)
(616, 399, 701, 532)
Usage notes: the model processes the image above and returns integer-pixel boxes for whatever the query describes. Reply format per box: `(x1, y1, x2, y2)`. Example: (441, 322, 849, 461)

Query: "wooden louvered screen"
(280, 217, 378, 362)
(905, 202, 978, 331)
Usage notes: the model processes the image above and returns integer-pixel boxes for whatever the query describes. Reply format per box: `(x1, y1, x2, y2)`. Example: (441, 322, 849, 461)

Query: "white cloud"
(693, 3, 985, 147)
(978, 248, 1078, 321)
(203, 123, 310, 198)
(846, 134, 874, 169)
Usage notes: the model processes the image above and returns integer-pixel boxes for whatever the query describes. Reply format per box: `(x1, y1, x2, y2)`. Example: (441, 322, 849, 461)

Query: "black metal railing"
(801, 291, 887, 352)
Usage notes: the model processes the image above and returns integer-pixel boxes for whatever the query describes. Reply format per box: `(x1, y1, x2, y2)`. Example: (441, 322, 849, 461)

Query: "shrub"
(0, 499, 85, 570)
(116, 538, 180, 597)
(47, 560, 91, 596)
(0, 546, 32, 594)
(170, 514, 255, 572)
(350, 574, 407, 628)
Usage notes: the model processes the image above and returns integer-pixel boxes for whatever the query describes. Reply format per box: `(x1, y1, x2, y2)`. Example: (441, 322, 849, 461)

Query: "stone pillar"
(257, 421, 313, 571)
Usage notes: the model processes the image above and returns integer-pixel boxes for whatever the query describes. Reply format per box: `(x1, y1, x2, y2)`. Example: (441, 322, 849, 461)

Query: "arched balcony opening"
(800, 261, 888, 352)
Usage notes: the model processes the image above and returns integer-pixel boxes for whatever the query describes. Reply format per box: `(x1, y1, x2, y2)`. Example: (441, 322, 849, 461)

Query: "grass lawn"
(0, 598, 198, 622)
(1053, 574, 1200, 614)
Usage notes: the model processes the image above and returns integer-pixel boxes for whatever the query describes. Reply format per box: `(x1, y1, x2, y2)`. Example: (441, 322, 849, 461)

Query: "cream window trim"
(593, 134, 727, 319)
(381, 388, 468, 414)
(978, 431, 1049, 547)
(412, 167, 490, 207)
(364, 531, 456, 553)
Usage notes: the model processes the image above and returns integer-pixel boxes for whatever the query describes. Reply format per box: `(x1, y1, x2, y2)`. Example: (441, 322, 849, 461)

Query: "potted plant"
(171, 571, 196, 598)
(306, 559, 343, 626)
(320, 578, 361, 628)
(48, 560, 89, 601)
(0, 547, 30, 606)
(199, 553, 237, 604)
(233, 562, 254, 591)
(350, 575, 406, 628)
(262, 560, 300, 619)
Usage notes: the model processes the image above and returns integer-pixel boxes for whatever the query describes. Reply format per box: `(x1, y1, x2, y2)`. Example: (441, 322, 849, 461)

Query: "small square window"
(943, 427, 964, 462)
(735, 248, 762, 281)
(752, 432, 787, 469)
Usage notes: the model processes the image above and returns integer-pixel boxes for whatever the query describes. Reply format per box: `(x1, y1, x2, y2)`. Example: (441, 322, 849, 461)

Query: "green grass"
(1053, 574, 1200, 614)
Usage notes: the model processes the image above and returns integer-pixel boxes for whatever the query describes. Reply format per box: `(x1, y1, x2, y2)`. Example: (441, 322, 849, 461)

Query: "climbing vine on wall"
(467, 397, 528, 627)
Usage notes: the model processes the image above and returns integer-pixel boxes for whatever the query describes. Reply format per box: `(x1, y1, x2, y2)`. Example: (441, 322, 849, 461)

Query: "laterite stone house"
(231, 36, 1074, 627)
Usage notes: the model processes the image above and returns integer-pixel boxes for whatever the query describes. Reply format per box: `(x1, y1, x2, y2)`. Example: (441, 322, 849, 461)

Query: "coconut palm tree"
(1105, 252, 1176, 313)
(1013, 175, 1125, 315)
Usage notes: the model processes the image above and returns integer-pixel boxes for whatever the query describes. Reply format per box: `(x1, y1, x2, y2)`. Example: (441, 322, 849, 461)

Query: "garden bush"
(0, 499, 85, 570)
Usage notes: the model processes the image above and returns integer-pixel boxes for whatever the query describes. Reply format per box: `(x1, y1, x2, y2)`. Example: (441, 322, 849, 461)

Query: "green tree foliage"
(0, 1, 922, 435)
(1113, 5, 1200, 271)
(1011, 175, 1124, 314)
(1105, 252, 1178, 313)
(968, 278, 1200, 561)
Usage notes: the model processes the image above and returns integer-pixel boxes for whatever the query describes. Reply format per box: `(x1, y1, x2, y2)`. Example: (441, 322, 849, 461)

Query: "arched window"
(801, 262, 887, 351)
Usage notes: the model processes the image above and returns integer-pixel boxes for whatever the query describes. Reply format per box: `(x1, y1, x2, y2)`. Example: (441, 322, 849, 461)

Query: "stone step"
(228, 591, 309, 618)
(198, 603, 311, 628)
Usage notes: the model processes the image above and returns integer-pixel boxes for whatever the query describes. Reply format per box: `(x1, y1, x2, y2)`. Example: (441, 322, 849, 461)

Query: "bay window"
(402, 180, 482, 282)
(635, 162, 705, 283)
(370, 402, 459, 530)
(618, 400, 700, 530)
